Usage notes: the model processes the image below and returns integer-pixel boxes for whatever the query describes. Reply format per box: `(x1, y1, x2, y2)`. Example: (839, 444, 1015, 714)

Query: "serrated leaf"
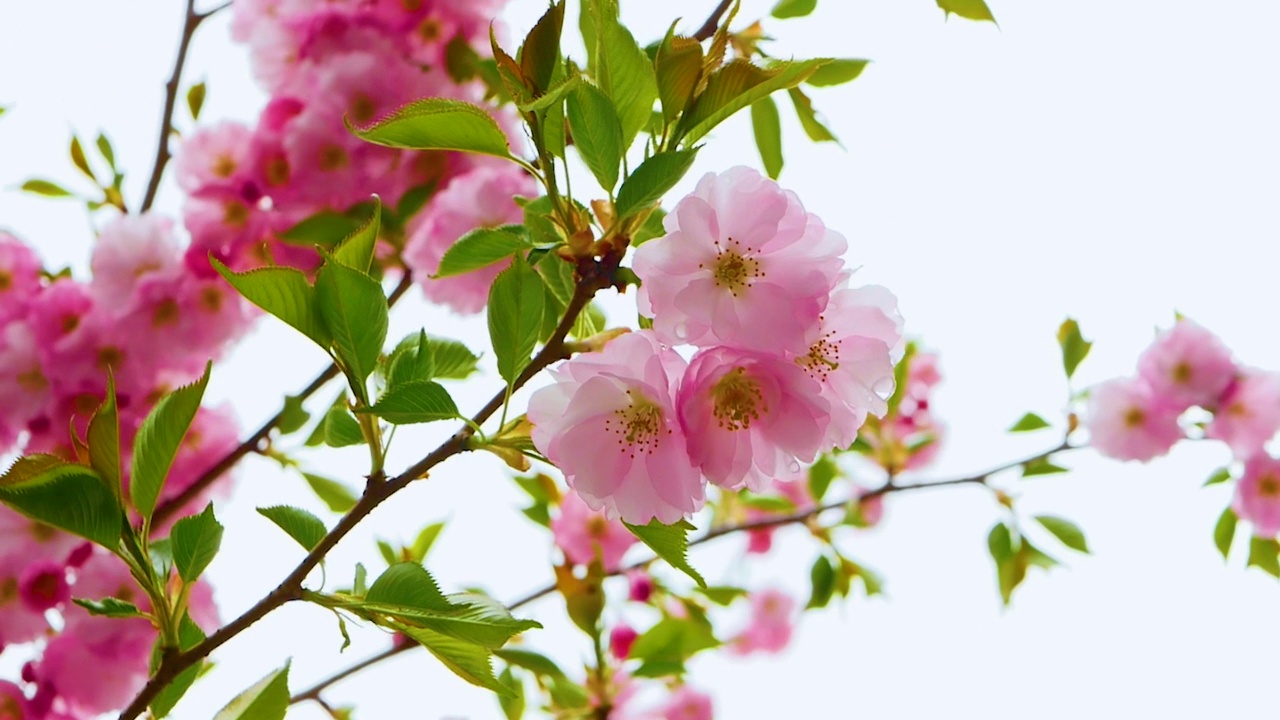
(751, 96, 784, 179)
(437, 227, 529, 278)
(628, 618, 718, 675)
(614, 149, 698, 220)
(315, 260, 389, 394)
(187, 81, 207, 120)
(21, 179, 72, 197)
(396, 623, 508, 695)
(323, 406, 365, 447)
(332, 197, 381, 274)
(212, 259, 330, 348)
(806, 58, 870, 87)
(366, 562, 454, 611)
(655, 28, 702, 127)
(596, 9, 659, 148)
(1009, 412, 1051, 433)
(363, 380, 459, 425)
(430, 337, 482, 380)
(772, 0, 817, 18)
(788, 87, 838, 143)
(566, 83, 624, 192)
(171, 503, 224, 582)
(677, 58, 830, 146)
(1248, 536, 1280, 577)
(518, 73, 582, 114)
(350, 98, 512, 159)
(519, 0, 564, 93)
(1034, 515, 1089, 554)
(807, 555, 836, 609)
(1057, 318, 1092, 380)
(387, 331, 434, 388)
(632, 207, 667, 246)
(624, 519, 705, 587)
(302, 473, 358, 513)
(498, 666, 526, 720)
(72, 596, 144, 618)
(488, 256, 545, 385)
(937, 0, 996, 22)
(257, 505, 327, 552)
(212, 663, 290, 720)
(131, 364, 210, 524)
(410, 522, 446, 562)
(1215, 507, 1238, 560)
(494, 648, 567, 679)
(87, 374, 121, 501)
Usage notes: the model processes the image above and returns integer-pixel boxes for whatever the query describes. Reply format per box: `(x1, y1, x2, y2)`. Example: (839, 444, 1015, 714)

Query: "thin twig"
(692, 0, 734, 41)
(139, 0, 206, 212)
(290, 643, 413, 706)
(151, 274, 415, 526)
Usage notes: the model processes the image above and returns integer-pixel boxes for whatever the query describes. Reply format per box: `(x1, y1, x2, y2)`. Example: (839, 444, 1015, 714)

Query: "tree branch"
(139, 0, 209, 212)
(151, 273, 415, 526)
(692, 0, 734, 41)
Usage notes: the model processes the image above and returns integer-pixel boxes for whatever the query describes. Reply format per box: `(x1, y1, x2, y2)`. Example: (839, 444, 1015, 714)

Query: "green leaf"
(70, 136, 94, 180)
(787, 87, 838, 143)
(1022, 456, 1069, 478)
(1248, 536, 1280, 577)
(488, 256, 546, 385)
(772, 0, 817, 18)
(595, 10, 659, 148)
(694, 585, 748, 606)
(315, 260, 389, 393)
(332, 197, 381, 274)
(396, 623, 507, 695)
(750, 96, 784, 179)
(187, 81, 207, 120)
(277, 395, 310, 435)
(349, 98, 512, 160)
(87, 374, 122, 501)
(410, 522, 446, 562)
(566, 83, 624, 192)
(806, 59, 870, 87)
(677, 58, 830, 146)
(807, 555, 836, 609)
(1009, 413, 1051, 433)
(212, 259, 331, 348)
(150, 617, 208, 717)
(387, 331, 434, 388)
(807, 455, 838, 503)
(570, 302, 606, 340)
(1034, 515, 1089, 554)
(366, 562, 454, 611)
(378, 540, 400, 566)
(95, 133, 116, 170)
(654, 29, 702, 126)
(302, 473, 358, 513)
(498, 666, 526, 720)
(257, 505, 327, 552)
(629, 618, 718, 676)
(987, 522, 1015, 562)
(614, 149, 698, 220)
(632, 207, 667, 246)
(72, 596, 144, 619)
(1214, 507, 1238, 560)
(624, 519, 706, 587)
(1204, 467, 1232, 487)
(323, 406, 366, 447)
(171, 503, 224, 582)
(1057, 318, 1092, 380)
(363, 380, 460, 425)
(131, 364, 210, 523)
(936, 0, 996, 22)
(494, 648, 567, 679)
(279, 210, 363, 248)
(518, 1, 564, 93)
(518, 73, 582, 114)
(21, 179, 72, 197)
(430, 337, 482, 380)
(437, 226, 529, 278)
(212, 663, 290, 720)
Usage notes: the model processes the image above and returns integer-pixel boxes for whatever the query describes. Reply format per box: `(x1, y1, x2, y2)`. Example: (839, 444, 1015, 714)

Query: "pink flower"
(1084, 377, 1184, 462)
(1137, 319, 1237, 411)
(0, 323, 51, 437)
(175, 121, 255, 193)
(794, 285, 903, 450)
(1207, 371, 1280, 457)
(633, 166, 846, 354)
(0, 232, 43, 326)
(1234, 454, 1280, 537)
(89, 214, 182, 309)
(27, 279, 94, 354)
(403, 163, 537, 315)
(0, 681, 30, 719)
(151, 405, 242, 532)
(18, 560, 68, 612)
(0, 555, 53, 648)
(658, 685, 714, 720)
(609, 623, 638, 660)
(731, 588, 796, 656)
(529, 331, 704, 525)
(551, 492, 637, 571)
(678, 347, 829, 492)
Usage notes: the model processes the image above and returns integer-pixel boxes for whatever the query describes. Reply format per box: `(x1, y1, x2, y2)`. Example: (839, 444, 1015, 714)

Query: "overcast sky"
(2, 1, 1279, 718)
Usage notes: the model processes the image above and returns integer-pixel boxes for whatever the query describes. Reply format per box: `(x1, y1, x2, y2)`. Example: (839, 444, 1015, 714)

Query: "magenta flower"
(609, 623, 639, 660)
(529, 331, 704, 525)
(1207, 370, 1280, 457)
(679, 346, 829, 491)
(0, 232, 43, 327)
(175, 120, 254, 193)
(551, 491, 637, 571)
(17, 560, 68, 613)
(0, 681, 30, 719)
(1084, 377, 1184, 462)
(1234, 454, 1280, 537)
(627, 570, 654, 603)
(633, 166, 846, 354)
(1137, 319, 1238, 411)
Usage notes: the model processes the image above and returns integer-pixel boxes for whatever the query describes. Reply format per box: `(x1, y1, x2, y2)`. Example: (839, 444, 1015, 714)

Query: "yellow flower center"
(699, 238, 763, 297)
(605, 392, 666, 458)
(711, 367, 767, 431)
(797, 320, 840, 382)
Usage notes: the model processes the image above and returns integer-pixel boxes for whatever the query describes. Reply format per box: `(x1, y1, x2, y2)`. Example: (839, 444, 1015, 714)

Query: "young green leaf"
(498, 666, 526, 720)
(1057, 318, 1092, 380)
(788, 87, 838, 143)
(332, 197, 382, 274)
(566, 83, 624, 193)
(212, 663, 290, 720)
(410, 522, 446, 562)
(655, 29, 702, 126)
(0, 460, 121, 556)
(595, 10, 659, 148)
(429, 337, 482, 380)
(488, 256, 546, 385)
(277, 394, 311, 435)
(518, 0, 564, 93)
(323, 406, 366, 447)
(131, 364, 211, 523)
(494, 647, 567, 679)
(436, 227, 530, 278)
(614, 149, 698, 220)
(72, 596, 144, 619)
(806, 58, 870, 87)
(772, 0, 818, 18)
(1214, 506, 1238, 560)
(1022, 456, 1069, 478)
(187, 81, 207, 120)
(936, 0, 996, 22)
(302, 473, 358, 514)
(750, 96, 784, 179)
(1008, 412, 1051, 433)
(21, 179, 72, 197)
(1204, 467, 1233, 487)
(211, 260, 331, 349)
(279, 210, 364, 247)
(1248, 537, 1280, 577)
(677, 58, 830, 146)
(362, 380, 460, 425)
(257, 505, 327, 552)
(86, 373, 122, 501)
(624, 519, 706, 587)
(807, 455, 838, 503)
(395, 623, 509, 695)
(70, 136, 95, 180)
(387, 331, 434, 388)
(807, 555, 836, 609)
(315, 260, 389, 394)
(170, 503, 224, 582)
(629, 618, 718, 677)
(1034, 515, 1090, 554)
(349, 98, 512, 159)
(366, 562, 454, 611)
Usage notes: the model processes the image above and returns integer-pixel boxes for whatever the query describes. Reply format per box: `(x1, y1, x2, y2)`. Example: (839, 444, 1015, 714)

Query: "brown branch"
(290, 643, 413, 706)
(693, 0, 734, 41)
(152, 274, 415, 526)
(118, 267, 609, 720)
(139, 0, 207, 212)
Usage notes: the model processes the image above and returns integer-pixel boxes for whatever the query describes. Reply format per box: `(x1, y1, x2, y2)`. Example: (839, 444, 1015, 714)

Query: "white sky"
(2, 0, 1280, 718)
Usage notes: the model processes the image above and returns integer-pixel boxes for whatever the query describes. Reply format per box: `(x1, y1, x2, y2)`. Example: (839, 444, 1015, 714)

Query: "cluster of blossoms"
(1084, 319, 1280, 535)
(185, 0, 531, 316)
(530, 166, 905, 524)
(0, 219, 248, 716)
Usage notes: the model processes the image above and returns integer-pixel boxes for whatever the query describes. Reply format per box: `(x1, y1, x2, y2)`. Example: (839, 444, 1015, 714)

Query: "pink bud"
(609, 624, 638, 660)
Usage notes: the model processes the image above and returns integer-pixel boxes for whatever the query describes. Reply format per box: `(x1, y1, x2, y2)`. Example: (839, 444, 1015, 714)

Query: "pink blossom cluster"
(1082, 319, 1280, 538)
(183, 0, 519, 304)
(529, 167, 904, 525)
(863, 350, 945, 472)
(0, 221, 247, 716)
